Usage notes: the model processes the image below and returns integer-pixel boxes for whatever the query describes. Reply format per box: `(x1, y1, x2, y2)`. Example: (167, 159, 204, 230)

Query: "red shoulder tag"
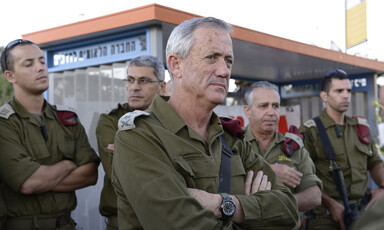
(57, 111, 78, 126)
(282, 125, 303, 157)
(353, 116, 370, 144)
(220, 117, 244, 138)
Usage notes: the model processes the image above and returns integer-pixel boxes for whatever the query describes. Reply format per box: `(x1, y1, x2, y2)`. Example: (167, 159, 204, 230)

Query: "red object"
(353, 116, 370, 144)
(57, 111, 78, 126)
(220, 117, 245, 138)
(278, 115, 288, 134)
(282, 125, 303, 157)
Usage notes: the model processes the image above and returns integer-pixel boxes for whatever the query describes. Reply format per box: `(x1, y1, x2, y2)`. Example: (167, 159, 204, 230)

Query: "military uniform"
(112, 95, 299, 230)
(96, 103, 132, 229)
(351, 196, 384, 230)
(299, 110, 382, 230)
(0, 98, 99, 230)
(244, 126, 322, 195)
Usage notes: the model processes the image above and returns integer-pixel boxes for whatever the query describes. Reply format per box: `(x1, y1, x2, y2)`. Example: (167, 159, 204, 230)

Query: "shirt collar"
(150, 95, 224, 137)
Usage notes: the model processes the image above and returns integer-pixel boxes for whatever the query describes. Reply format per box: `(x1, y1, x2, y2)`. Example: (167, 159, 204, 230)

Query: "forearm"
(19, 160, 76, 194)
(370, 163, 384, 186)
(294, 185, 321, 211)
(187, 188, 245, 222)
(52, 161, 98, 192)
(321, 191, 337, 208)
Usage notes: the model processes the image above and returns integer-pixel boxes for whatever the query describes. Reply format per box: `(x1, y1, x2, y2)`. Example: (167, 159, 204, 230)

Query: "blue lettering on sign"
(48, 31, 149, 72)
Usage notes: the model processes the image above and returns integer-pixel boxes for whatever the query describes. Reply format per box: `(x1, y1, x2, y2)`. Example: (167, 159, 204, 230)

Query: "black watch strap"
(379, 185, 384, 189)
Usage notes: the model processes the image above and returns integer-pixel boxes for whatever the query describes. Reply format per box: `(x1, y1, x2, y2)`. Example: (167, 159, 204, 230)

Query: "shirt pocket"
(174, 155, 218, 191)
(57, 139, 76, 161)
(354, 143, 370, 171)
(26, 142, 50, 163)
(230, 154, 246, 192)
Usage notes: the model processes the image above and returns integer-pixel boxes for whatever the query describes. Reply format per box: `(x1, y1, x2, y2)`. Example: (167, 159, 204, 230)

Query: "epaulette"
(303, 119, 316, 128)
(353, 116, 370, 144)
(54, 105, 78, 126)
(118, 110, 150, 131)
(220, 117, 244, 138)
(282, 125, 304, 157)
(0, 104, 15, 119)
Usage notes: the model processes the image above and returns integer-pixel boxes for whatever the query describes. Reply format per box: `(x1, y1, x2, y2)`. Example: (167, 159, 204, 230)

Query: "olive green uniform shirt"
(112, 95, 299, 230)
(96, 103, 132, 217)
(0, 98, 99, 218)
(299, 110, 382, 214)
(244, 126, 322, 194)
(351, 196, 384, 230)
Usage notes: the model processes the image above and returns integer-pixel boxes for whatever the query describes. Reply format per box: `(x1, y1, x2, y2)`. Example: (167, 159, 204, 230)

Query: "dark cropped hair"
(320, 69, 349, 93)
(1, 39, 36, 72)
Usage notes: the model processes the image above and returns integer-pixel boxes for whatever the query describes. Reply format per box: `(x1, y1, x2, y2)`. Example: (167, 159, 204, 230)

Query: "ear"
(167, 54, 182, 78)
(320, 91, 328, 102)
(4, 70, 16, 84)
(243, 105, 251, 119)
(158, 81, 166, 94)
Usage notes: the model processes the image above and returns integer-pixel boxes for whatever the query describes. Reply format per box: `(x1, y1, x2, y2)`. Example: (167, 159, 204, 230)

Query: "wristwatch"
(379, 185, 384, 189)
(219, 193, 236, 219)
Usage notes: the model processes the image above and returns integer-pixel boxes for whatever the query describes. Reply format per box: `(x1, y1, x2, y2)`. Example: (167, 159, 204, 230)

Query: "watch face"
(223, 201, 235, 215)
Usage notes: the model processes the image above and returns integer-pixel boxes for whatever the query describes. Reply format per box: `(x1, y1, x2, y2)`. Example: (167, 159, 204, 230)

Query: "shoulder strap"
(218, 135, 233, 193)
(313, 117, 336, 161)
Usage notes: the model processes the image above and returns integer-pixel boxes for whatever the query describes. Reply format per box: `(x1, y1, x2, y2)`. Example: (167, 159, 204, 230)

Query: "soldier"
(351, 196, 384, 230)
(0, 39, 99, 230)
(112, 17, 299, 229)
(299, 69, 384, 230)
(96, 55, 166, 230)
(243, 81, 322, 214)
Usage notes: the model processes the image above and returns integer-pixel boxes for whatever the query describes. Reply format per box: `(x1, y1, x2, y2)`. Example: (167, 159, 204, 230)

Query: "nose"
(215, 58, 231, 78)
(130, 79, 141, 90)
(36, 62, 47, 72)
(342, 90, 351, 99)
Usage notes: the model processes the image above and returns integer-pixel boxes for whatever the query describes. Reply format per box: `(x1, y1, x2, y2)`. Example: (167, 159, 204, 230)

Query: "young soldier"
(0, 39, 99, 230)
(299, 69, 384, 230)
(96, 55, 165, 230)
(112, 17, 299, 229)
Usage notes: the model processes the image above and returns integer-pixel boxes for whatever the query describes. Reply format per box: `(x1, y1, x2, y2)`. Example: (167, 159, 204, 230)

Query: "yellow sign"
(346, 0, 367, 48)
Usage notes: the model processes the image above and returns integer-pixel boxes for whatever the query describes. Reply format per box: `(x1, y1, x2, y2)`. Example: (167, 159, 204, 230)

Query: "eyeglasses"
(325, 69, 348, 78)
(1, 39, 35, 72)
(124, 77, 161, 86)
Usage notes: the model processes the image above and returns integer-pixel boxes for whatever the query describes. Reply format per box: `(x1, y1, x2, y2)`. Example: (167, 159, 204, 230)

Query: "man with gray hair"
(243, 81, 322, 214)
(112, 17, 299, 229)
(96, 55, 166, 230)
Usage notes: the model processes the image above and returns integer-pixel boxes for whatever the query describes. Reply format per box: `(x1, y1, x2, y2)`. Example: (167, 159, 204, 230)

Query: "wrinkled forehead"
(193, 27, 233, 54)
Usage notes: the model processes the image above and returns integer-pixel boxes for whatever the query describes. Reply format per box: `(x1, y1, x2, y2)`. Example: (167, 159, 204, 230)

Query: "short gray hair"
(165, 17, 232, 79)
(244, 81, 279, 106)
(128, 55, 165, 81)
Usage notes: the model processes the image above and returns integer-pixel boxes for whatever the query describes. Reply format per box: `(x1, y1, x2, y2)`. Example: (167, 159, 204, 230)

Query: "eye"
(138, 78, 148, 84)
(207, 55, 216, 60)
(127, 78, 135, 83)
(225, 58, 233, 65)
